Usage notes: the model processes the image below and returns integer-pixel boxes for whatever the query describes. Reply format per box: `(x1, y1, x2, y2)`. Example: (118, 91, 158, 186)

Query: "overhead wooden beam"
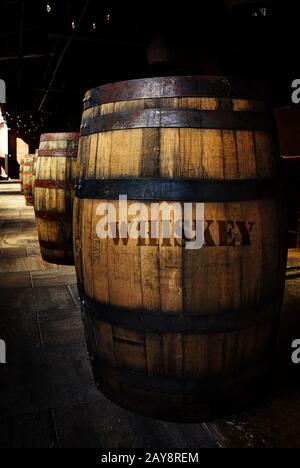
(34, 88, 81, 94)
(38, 0, 92, 112)
(18, 0, 25, 89)
(2, 0, 20, 6)
(0, 28, 39, 39)
(0, 54, 52, 62)
(48, 33, 146, 48)
(42, 0, 73, 82)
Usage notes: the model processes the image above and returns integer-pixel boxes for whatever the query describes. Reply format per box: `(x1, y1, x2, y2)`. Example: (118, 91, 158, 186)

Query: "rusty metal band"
(83, 76, 268, 109)
(35, 180, 75, 190)
(35, 210, 72, 222)
(80, 109, 274, 136)
(39, 240, 72, 250)
(40, 132, 80, 142)
(75, 178, 278, 203)
(38, 149, 78, 158)
(91, 356, 271, 396)
(23, 163, 33, 167)
(80, 293, 281, 335)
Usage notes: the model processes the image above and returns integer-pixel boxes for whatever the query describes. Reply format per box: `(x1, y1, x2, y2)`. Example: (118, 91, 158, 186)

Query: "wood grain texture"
(32, 151, 38, 200)
(74, 77, 287, 421)
(20, 161, 24, 194)
(35, 134, 79, 265)
(23, 155, 35, 206)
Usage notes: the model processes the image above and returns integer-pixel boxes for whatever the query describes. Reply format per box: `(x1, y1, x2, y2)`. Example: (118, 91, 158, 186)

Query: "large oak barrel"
(23, 154, 34, 206)
(35, 133, 79, 265)
(74, 76, 287, 422)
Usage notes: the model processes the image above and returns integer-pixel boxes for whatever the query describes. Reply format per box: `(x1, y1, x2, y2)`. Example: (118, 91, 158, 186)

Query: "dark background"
(0, 0, 299, 140)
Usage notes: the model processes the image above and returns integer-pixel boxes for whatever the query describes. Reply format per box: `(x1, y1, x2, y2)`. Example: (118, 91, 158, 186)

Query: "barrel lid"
(83, 76, 269, 110)
(40, 132, 80, 142)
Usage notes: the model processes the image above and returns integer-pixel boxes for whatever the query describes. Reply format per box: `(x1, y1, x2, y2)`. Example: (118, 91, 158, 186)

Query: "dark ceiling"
(0, 0, 299, 146)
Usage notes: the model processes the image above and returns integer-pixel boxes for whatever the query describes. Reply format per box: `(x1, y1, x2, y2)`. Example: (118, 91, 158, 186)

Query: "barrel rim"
(80, 292, 283, 335)
(40, 132, 80, 142)
(83, 75, 270, 109)
(80, 109, 275, 136)
(75, 177, 281, 203)
(93, 355, 271, 397)
(37, 149, 78, 158)
(24, 154, 35, 160)
(34, 179, 75, 190)
(35, 210, 72, 222)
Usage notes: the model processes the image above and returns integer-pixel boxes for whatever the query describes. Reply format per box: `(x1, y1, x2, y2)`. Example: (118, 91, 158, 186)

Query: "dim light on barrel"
(22, 154, 35, 206)
(34, 132, 79, 266)
(19, 160, 24, 194)
(74, 76, 287, 422)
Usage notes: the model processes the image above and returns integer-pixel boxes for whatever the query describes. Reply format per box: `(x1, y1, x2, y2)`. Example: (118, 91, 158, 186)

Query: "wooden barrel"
(20, 160, 24, 194)
(32, 150, 39, 200)
(23, 154, 34, 206)
(74, 76, 287, 422)
(35, 133, 79, 265)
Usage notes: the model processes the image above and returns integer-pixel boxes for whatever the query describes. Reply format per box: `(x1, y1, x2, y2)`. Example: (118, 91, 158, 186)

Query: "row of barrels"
(20, 152, 37, 206)
(20, 76, 287, 422)
(20, 134, 79, 265)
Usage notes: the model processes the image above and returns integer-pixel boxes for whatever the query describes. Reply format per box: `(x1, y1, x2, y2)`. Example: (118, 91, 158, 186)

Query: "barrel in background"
(23, 154, 34, 206)
(19, 160, 24, 194)
(35, 133, 79, 265)
(32, 149, 39, 201)
(74, 76, 287, 422)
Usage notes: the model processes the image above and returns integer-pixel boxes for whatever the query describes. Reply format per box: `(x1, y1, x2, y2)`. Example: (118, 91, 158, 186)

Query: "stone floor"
(0, 183, 299, 448)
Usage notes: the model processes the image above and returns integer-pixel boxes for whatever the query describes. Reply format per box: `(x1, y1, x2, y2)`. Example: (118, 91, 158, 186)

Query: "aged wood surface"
(0, 183, 299, 447)
(74, 78, 287, 421)
(22, 155, 35, 207)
